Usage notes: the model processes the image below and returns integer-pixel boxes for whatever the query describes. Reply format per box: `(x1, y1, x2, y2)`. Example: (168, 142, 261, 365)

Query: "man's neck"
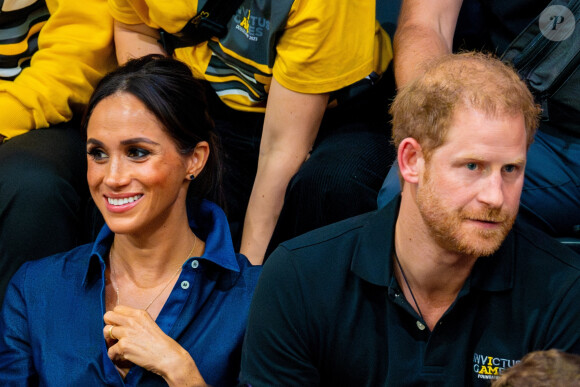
(393, 198, 479, 330)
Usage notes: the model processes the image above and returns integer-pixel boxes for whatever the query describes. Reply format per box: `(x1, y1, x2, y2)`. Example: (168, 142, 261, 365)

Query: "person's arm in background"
(240, 78, 328, 264)
(0, 0, 116, 141)
(239, 0, 384, 265)
(393, 0, 463, 87)
(113, 20, 166, 64)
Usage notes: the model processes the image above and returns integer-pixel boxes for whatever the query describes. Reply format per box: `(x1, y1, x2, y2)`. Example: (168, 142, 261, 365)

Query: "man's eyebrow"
(455, 154, 486, 163)
(509, 157, 526, 166)
(457, 155, 526, 165)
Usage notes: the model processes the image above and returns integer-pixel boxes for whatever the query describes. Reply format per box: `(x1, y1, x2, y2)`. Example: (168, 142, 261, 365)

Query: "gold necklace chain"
(109, 235, 197, 312)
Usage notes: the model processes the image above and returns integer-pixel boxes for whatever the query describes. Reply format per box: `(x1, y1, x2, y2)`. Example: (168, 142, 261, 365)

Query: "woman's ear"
(186, 141, 210, 180)
(398, 138, 424, 185)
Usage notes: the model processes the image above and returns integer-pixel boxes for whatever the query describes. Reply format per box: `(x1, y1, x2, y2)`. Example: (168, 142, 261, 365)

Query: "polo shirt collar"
(350, 196, 399, 287)
(82, 199, 240, 287)
(185, 199, 241, 272)
(350, 195, 515, 292)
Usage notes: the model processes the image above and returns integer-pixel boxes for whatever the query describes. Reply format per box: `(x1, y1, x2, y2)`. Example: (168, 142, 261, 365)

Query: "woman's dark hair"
(82, 54, 224, 208)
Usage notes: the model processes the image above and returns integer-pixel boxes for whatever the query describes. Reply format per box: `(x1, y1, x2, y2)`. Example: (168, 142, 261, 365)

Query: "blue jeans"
(519, 130, 580, 236)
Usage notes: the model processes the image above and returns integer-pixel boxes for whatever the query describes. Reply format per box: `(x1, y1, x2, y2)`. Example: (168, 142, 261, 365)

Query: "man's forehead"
(433, 107, 527, 157)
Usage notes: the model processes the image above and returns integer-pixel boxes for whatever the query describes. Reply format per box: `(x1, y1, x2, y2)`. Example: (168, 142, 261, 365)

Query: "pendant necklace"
(109, 235, 197, 311)
(393, 249, 425, 322)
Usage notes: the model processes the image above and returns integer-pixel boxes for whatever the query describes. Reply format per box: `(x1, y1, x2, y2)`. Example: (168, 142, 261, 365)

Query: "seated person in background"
(491, 349, 580, 387)
(239, 52, 580, 386)
(109, 0, 396, 264)
(0, 55, 261, 386)
(0, 0, 116, 306)
(379, 0, 580, 238)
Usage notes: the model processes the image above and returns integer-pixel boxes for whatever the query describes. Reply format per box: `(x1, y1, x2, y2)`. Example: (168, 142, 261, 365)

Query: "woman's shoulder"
(11, 243, 96, 289)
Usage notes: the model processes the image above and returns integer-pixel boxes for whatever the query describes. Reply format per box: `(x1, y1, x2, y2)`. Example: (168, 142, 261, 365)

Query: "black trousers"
(0, 124, 90, 306)
(208, 74, 397, 260)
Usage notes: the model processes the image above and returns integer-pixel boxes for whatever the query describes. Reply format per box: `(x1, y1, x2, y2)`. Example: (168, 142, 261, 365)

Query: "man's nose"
(477, 172, 504, 208)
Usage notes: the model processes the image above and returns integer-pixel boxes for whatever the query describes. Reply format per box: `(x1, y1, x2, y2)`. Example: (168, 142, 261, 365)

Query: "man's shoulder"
(513, 222, 580, 272)
(277, 210, 377, 259)
(263, 209, 390, 293)
(508, 222, 580, 296)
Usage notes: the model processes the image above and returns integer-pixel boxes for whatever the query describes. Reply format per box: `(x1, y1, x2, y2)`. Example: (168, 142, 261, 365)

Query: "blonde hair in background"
(492, 349, 580, 387)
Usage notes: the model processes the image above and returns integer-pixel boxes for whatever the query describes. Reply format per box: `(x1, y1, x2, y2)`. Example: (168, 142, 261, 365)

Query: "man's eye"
(466, 162, 478, 171)
(127, 148, 150, 159)
(504, 164, 517, 173)
(87, 148, 107, 161)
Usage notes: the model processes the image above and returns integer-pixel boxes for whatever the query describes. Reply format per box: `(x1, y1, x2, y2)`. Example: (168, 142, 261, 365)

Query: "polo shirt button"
(181, 281, 190, 289)
(191, 260, 199, 269)
(416, 321, 426, 330)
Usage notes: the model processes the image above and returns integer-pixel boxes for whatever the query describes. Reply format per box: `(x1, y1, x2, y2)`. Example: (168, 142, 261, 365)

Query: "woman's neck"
(105, 223, 204, 318)
(109, 213, 203, 284)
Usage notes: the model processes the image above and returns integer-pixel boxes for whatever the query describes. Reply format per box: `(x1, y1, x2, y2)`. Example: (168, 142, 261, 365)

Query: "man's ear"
(185, 141, 210, 180)
(398, 138, 424, 185)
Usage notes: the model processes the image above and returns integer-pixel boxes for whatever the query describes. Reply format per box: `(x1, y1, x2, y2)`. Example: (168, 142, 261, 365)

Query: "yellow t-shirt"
(0, 0, 117, 140)
(109, 0, 392, 112)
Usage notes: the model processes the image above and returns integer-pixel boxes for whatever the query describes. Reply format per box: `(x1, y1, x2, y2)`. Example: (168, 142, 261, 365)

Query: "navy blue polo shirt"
(240, 196, 580, 386)
(0, 200, 261, 386)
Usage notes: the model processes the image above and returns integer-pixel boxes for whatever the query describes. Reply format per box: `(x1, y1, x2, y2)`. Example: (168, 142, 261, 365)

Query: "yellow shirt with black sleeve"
(0, 0, 117, 141)
(108, 0, 392, 112)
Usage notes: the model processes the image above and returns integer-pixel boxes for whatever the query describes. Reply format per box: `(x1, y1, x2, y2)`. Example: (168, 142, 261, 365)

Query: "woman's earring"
(189, 174, 195, 180)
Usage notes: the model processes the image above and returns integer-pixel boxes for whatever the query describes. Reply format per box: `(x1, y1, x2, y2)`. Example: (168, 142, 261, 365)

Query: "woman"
(0, 55, 261, 386)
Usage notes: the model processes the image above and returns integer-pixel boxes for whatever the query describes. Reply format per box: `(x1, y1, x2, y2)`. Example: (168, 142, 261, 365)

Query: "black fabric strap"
(159, 0, 244, 54)
(500, 0, 580, 118)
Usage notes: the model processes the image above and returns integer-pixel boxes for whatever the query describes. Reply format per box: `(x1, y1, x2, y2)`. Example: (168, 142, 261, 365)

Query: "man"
(380, 0, 580, 238)
(239, 53, 580, 386)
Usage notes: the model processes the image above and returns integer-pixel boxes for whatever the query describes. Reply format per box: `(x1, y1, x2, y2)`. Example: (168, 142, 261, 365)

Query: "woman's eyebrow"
(120, 137, 160, 146)
(86, 138, 104, 147)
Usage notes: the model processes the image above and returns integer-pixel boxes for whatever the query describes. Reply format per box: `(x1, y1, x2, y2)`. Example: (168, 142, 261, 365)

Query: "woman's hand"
(103, 305, 206, 386)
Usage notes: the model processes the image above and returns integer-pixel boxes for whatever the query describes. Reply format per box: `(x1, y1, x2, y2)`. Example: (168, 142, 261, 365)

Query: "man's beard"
(416, 169, 517, 257)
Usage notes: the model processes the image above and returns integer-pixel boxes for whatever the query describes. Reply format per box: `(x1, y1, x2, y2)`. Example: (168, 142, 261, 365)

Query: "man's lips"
(466, 217, 506, 229)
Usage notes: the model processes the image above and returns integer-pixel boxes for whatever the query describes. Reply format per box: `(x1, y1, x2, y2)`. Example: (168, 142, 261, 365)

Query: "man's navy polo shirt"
(240, 196, 580, 386)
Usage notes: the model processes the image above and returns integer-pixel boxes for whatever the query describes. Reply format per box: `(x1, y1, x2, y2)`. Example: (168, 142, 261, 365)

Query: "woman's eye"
(466, 162, 478, 171)
(87, 148, 107, 161)
(127, 148, 150, 159)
